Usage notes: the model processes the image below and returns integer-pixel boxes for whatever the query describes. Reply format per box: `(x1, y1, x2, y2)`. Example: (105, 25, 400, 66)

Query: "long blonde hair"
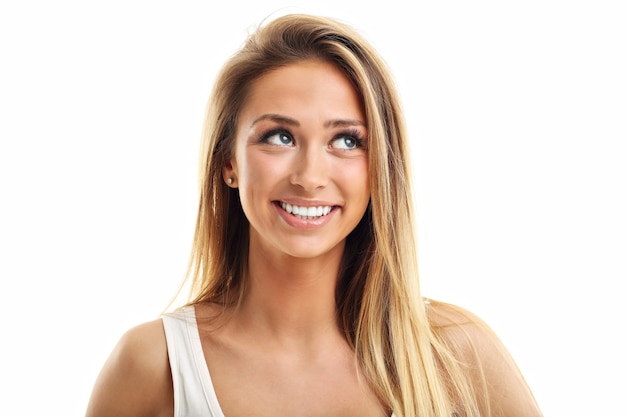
(184, 14, 485, 417)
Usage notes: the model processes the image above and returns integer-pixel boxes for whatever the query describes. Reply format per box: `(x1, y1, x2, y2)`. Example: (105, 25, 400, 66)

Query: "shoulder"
(426, 299, 544, 417)
(85, 319, 173, 417)
(116, 319, 171, 373)
(426, 299, 493, 343)
(425, 299, 492, 355)
(426, 298, 523, 359)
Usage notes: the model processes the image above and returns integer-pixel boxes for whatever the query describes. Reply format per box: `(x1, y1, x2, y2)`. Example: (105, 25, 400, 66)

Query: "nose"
(289, 145, 329, 192)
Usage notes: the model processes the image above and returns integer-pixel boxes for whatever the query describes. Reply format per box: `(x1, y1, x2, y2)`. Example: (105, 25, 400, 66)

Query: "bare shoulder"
(426, 299, 544, 417)
(85, 319, 173, 417)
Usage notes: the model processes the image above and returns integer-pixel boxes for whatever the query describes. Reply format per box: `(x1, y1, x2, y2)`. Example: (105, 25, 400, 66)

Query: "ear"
(222, 156, 238, 187)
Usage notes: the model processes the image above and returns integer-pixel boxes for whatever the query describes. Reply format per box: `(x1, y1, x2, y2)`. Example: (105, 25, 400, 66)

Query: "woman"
(86, 14, 543, 417)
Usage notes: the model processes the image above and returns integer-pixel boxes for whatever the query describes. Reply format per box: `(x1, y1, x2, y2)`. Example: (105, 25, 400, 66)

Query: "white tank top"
(162, 306, 225, 417)
(162, 305, 396, 417)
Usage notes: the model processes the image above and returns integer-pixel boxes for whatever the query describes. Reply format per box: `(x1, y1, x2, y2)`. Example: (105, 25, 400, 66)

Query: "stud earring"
(227, 177, 234, 185)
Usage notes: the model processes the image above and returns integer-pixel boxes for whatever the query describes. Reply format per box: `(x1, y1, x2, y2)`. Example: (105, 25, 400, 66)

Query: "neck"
(235, 238, 345, 347)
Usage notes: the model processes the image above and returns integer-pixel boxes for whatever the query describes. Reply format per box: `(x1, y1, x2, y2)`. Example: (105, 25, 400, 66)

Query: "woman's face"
(226, 60, 370, 261)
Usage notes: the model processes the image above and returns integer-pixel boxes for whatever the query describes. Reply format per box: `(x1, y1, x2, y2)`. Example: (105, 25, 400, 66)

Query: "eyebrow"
(250, 114, 299, 128)
(324, 119, 366, 129)
(250, 114, 365, 129)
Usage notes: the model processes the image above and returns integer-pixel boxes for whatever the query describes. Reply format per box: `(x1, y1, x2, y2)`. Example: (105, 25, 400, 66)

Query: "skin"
(226, 59, 371, 262)
(85, 60, 543, 417)
(211, 60, 383, 416)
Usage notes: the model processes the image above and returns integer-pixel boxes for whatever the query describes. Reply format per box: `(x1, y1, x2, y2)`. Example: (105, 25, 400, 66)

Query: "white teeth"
(280, 202, 333, 219)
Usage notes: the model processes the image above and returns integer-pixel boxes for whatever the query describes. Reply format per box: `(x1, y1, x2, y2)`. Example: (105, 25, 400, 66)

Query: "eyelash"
(258, 127, 366, 150)
(335, 128, 366, 150)
(258, 128, 292, 145)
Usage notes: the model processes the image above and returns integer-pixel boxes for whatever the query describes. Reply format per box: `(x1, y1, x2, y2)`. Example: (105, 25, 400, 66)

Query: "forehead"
(238, 60, 365, 125)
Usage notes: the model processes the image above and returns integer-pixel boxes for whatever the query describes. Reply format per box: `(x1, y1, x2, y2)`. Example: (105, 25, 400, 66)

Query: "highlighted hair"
(183, 14, 489, 417)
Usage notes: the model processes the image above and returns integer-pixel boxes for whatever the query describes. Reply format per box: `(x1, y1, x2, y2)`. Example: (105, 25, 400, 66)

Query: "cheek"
(237, 151, 288, 191)
(343, 160, 370, 197)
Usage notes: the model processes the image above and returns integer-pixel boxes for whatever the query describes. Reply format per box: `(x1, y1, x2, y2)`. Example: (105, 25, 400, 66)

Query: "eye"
(331, 132, 364, 150)
(260, 129, 294, 146)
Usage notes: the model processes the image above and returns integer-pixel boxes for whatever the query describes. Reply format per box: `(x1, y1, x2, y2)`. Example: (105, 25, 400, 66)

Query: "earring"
(227, 177, 234, 185)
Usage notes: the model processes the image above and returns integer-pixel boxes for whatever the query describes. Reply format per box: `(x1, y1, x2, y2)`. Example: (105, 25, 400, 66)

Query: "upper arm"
(429, 301, 543, 417)
(85, 319, 173, 417)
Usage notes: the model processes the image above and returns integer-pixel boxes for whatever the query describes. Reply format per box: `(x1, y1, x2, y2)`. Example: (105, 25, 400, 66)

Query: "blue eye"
(333, 136, 357, 149)
(331, 132, 364, 150)
(260, 129, 294, 146)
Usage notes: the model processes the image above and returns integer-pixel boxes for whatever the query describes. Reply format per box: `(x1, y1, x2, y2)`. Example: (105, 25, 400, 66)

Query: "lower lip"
(274, 202, 337, 229)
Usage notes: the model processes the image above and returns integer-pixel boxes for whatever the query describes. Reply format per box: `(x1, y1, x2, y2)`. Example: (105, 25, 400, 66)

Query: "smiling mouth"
(279, 202, 333, 220)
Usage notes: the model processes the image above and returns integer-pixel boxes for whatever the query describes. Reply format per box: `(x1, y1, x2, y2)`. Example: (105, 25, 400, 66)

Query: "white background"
(1, 1, 624, 416)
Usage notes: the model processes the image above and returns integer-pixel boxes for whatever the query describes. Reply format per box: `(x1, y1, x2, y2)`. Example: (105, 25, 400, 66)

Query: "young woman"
(86, 14, 543, 417)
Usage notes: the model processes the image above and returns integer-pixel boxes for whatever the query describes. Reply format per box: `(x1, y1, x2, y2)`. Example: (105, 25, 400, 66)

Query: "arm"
(429, 300, 543, 417)
(85, 319, 173, 417)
